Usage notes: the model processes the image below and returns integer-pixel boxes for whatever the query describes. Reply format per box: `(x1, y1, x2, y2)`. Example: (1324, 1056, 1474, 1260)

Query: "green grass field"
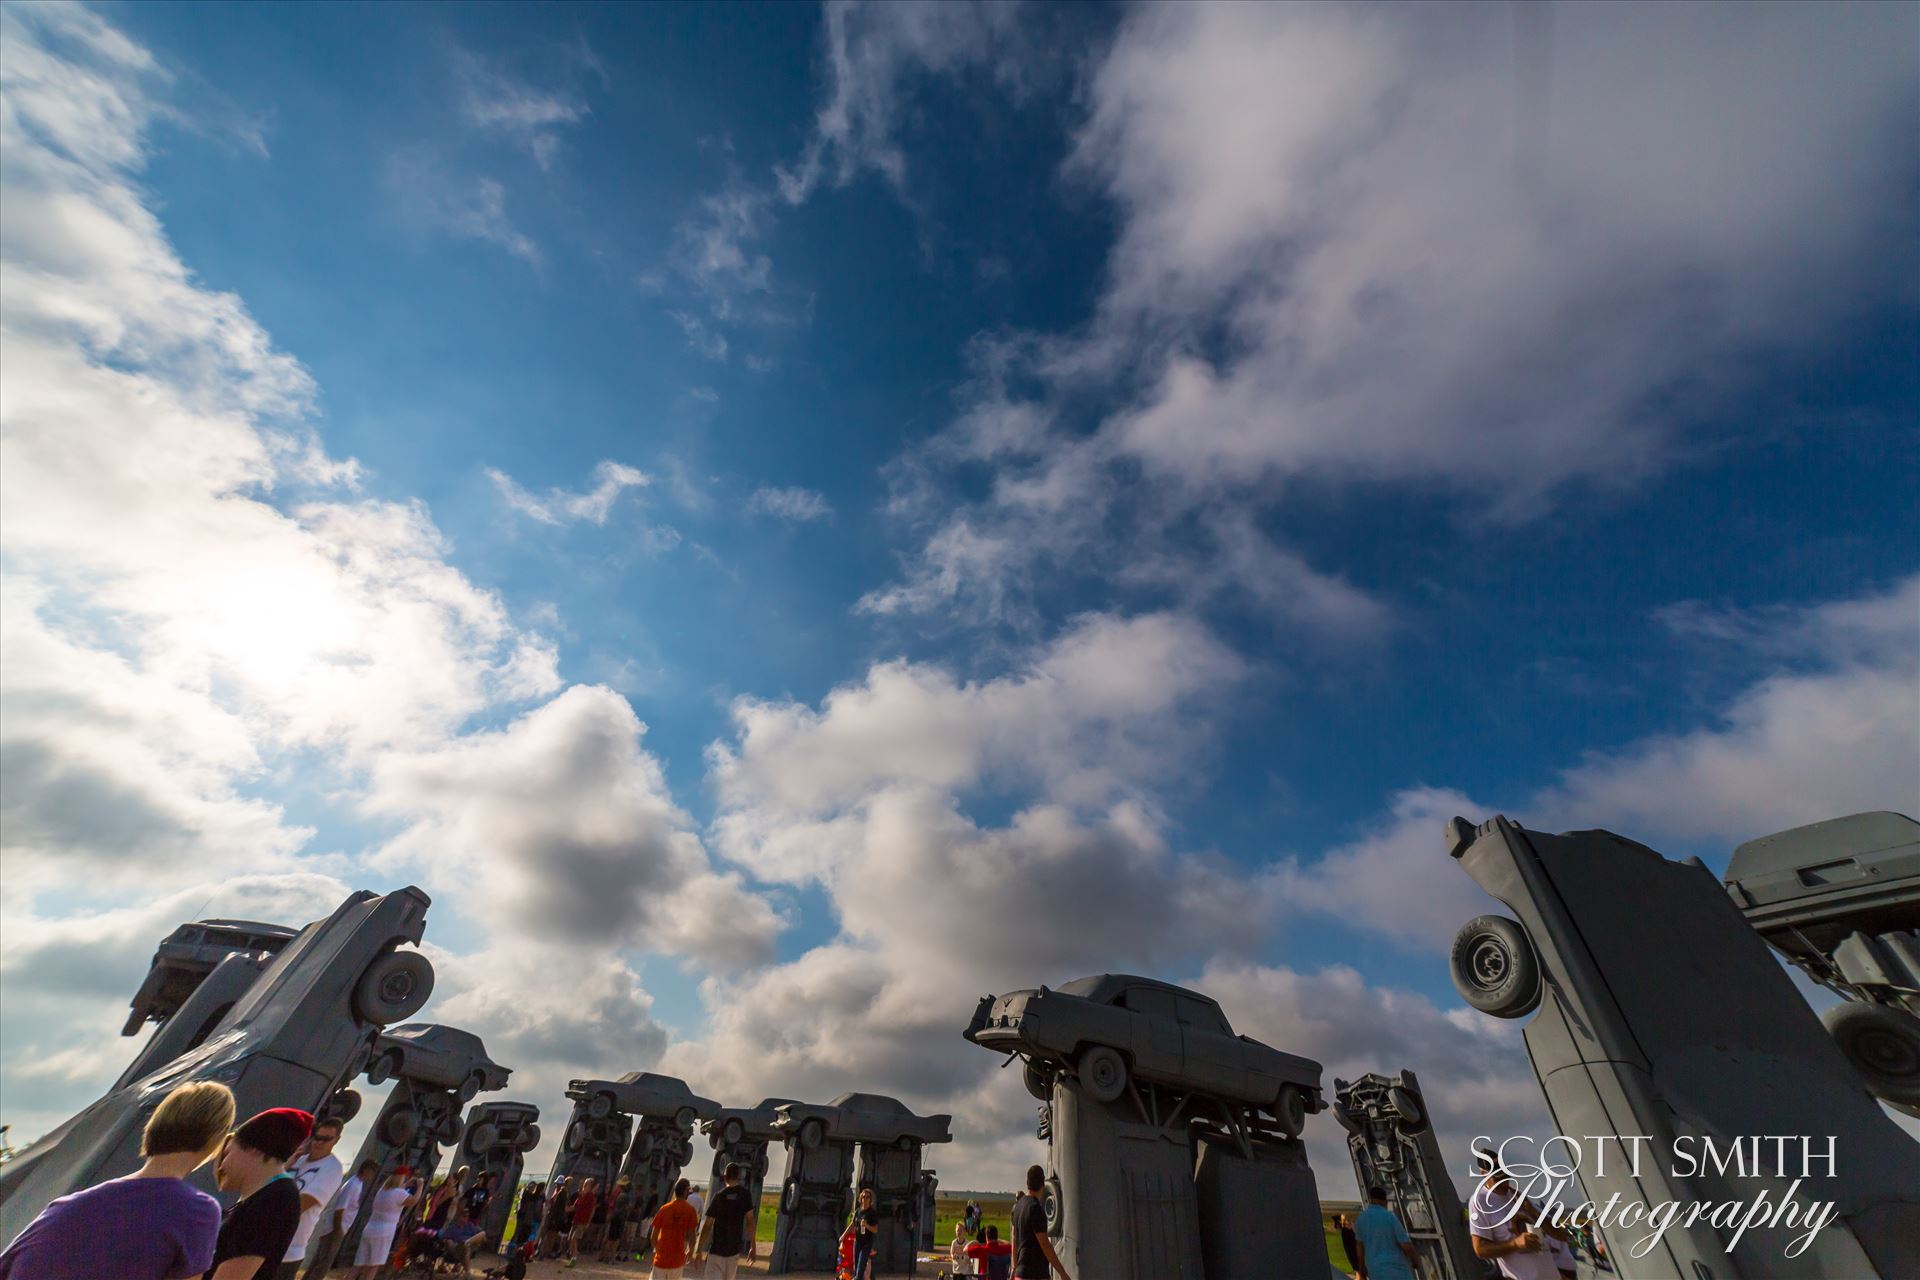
(508, 1190, 1354, 1270)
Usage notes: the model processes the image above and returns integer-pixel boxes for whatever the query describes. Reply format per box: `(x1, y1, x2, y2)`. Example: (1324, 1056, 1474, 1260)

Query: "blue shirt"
(1354, 1202, 1417, 1280)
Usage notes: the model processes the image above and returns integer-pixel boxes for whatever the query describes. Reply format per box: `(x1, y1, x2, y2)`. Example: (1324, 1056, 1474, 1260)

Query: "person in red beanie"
(204, 1107, 313, 1280)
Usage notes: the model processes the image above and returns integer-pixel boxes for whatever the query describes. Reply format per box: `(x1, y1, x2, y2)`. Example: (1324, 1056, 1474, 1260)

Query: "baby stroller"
(835, 1225, 856, 1280)
(399, 1227, 453, 1276)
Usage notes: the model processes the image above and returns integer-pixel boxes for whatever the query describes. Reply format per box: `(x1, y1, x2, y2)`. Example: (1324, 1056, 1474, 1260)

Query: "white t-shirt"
(285, 1151, 345, 1260)
(332, 1176, 366, 1227)
(1469, 1180, 1561, 1280)
(687, 1190, 705, 1221)
(366, 1185, 413, 1230)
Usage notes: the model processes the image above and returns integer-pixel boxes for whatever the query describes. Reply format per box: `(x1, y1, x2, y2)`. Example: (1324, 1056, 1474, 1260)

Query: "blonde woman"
(0, 1080, 235, 1280)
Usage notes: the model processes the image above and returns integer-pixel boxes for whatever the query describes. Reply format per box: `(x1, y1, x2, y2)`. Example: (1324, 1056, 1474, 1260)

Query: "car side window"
(1121, 987, 1178, 1020)
(1175, 996, 1228, 1032)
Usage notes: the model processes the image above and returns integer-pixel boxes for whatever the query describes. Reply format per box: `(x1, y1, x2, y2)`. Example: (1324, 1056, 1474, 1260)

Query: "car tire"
(521, 1122, 542, 1151)
(754, 1147, 771, 1178)
(1824, 1002, 1920, 1107)
(380, 1109, 419, 1147)
(457, 1072, 483, 1104)
(632, 1132, 656, 1161)
(565, 1120, 586, 1152)
(465, 1120, 498, 1157)
(798, 1117, 826, 1150)
(586, 1092, 614, 1120)
(438, 1115, 463, 1147)
(330, 1086, 364, 1124)
(721, 1117, 746, 1148)
(780, 1179, 801, 1216)
(1023, 1058, 1055, 1101)
(1389, 1084, 1428, 1133)
(352, 950, 435, 1025)
(366, 1049, 402, 1086)
(1449, 915, 1543, 1018)
(1076, 1045, 1128, 1104)
(1272, 1084, 1308, 1138)
(675, 1105, 699, 1132)
(1334, 1103, 1362, 1135)
(1043, 1174, 1064, 1236)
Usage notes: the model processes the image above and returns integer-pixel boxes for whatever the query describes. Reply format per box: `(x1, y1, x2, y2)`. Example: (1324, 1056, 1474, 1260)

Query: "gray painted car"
(964, 973, 1323, 1134)
(122, 918, 298, 1036)
(569, 1071, 720, 1131)
(772, 1092, 952, 1150)
(366, 1023, 511, 1101)
(1724, 810, 1920, 1115)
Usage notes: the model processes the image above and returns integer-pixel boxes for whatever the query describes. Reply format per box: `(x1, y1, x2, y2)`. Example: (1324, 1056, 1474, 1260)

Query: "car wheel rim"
(1469, 938, 1509, 988)
(1857, 1027, 1920, 1077)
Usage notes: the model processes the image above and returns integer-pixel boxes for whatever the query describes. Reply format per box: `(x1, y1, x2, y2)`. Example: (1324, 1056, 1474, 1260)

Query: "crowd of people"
(0, 1078, 1097, 1280)
(0, 1082, 762, 1280)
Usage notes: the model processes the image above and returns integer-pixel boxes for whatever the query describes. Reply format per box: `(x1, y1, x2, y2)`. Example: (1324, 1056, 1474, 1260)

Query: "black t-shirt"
(706, 1184, 754, 1257)
(855, 1206, 879, 1239)
(463, 1185, 489, 1219)
(210, 1174, 302, 1279)
(1011, 1194, 1051, 1279)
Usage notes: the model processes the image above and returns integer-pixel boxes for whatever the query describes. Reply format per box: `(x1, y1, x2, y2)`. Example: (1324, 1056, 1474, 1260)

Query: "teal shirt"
(1354, 1203, 1417, 1280)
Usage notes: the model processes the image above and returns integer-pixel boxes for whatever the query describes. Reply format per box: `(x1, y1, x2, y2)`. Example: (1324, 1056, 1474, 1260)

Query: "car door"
(1174, 995, 1247, 1100)
(1118, 986, 1184, 1080)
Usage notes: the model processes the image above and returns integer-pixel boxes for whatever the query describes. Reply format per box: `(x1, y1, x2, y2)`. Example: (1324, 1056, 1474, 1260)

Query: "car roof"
(1054, 973, 1222, 1009)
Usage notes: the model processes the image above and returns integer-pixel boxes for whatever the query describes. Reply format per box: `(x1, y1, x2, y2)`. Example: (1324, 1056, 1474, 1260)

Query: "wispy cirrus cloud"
(452, 46, 591, 170)
(746, 485, 833, 523)
(387, 153, 541, 264)
(488, 459, 652, 525)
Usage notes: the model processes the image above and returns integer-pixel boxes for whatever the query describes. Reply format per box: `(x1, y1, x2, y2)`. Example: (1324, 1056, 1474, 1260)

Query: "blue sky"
(2, 1, 1914, 1187)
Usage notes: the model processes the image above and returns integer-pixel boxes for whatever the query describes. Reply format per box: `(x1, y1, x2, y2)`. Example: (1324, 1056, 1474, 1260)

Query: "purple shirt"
(0, 1176, 221, 1280)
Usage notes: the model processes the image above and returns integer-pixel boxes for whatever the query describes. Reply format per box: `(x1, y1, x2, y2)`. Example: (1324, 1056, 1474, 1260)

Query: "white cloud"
(1275, 576, 1920, 954)
(1197, 961, 1547, 1192)
(667, 309, 729, 361)
(387, 154, 541, 264)
(1542, 575, 1920, 844)
(711, 611, 1245, 881)
(777, 0, 1034, 203)
(1272, 787, 1506, 953)
(366, 686, 782, 971)
(867, 2, 1916, 625)
(453, 48, 589, 170)
(487, 458, 652, 526)
(746, 485, 833, 523)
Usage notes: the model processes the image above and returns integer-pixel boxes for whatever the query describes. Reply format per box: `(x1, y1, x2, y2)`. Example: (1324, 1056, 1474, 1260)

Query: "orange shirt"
(651, 1198, 701, 1268)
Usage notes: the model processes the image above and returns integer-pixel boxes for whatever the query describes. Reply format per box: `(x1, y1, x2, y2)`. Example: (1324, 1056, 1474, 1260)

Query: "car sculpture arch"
(767, 1093, 949, 1274)
(702, 1098, 794, 1249)
(317, 1022, 509, 1272)
(965, 973, 1331, 1280)
(457, 1101, 542, 1249)
(1446, 814, 1920, 1280)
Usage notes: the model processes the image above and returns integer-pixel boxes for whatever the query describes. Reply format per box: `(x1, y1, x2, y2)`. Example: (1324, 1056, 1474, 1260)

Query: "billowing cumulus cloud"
(870, 1, 1917, 623)
(366, 685, 782, 971)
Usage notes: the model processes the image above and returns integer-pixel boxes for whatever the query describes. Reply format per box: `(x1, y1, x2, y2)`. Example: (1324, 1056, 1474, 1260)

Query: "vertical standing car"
(1446, 814, 1920, 1280)
(1333, 1070, 1486, 1280)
